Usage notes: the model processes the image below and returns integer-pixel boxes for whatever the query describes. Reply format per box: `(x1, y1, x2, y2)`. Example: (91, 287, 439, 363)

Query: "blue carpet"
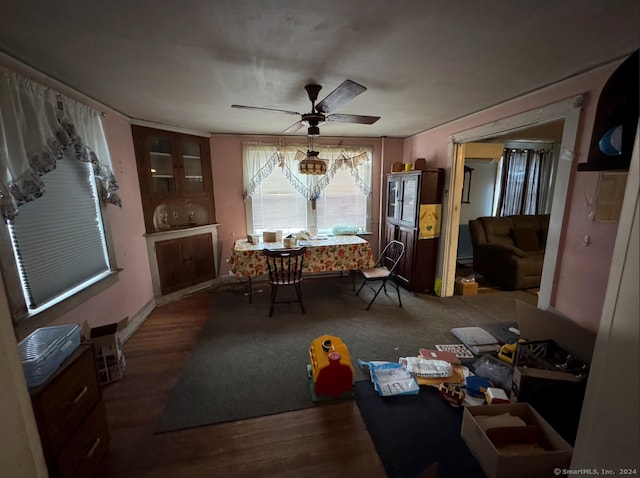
(354, 380, 486, 478)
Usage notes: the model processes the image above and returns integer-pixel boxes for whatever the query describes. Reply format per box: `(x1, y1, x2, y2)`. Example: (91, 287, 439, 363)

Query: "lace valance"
(0, 67, 121, 221)
(242, 142, 373, 201)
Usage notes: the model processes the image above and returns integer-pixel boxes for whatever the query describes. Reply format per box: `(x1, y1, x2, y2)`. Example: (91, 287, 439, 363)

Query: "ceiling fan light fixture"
(307, 125, 320, 136)
(299, 150, 327, 175)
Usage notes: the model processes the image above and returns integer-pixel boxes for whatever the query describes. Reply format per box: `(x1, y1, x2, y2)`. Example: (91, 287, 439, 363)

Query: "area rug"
(155, 276, 526, 433)
(353, 380, 486, 478)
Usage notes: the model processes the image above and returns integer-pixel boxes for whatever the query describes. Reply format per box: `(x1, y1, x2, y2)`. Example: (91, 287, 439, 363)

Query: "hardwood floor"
(93, 287, 386, 478)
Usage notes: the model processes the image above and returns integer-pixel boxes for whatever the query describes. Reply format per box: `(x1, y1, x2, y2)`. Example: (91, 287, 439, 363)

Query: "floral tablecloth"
(230, 236, 375, 277)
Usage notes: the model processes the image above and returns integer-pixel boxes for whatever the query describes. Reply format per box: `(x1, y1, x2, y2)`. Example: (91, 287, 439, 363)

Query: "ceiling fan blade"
(283, 121, 305, 133)
(231, 104, 300, 116)
(315, 79, 366, 113)
(326, 114, 380, 125)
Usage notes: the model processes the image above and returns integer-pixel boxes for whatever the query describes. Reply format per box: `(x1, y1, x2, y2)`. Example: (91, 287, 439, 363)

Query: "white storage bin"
(18, 325, 81, 387)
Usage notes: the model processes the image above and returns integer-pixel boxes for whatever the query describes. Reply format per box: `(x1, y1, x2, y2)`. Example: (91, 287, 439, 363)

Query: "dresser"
(29, 344, 109, 478)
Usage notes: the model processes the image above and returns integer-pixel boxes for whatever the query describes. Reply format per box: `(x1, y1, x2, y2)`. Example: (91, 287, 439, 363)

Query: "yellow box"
(455, 278, 478, 296)
(263, 230, 282, 242)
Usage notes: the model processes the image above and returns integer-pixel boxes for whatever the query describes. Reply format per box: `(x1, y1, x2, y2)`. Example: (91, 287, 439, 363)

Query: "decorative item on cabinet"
(29, 344, 109, 478)
(414, 158, 427, 171)
(385, 169, 444, 293)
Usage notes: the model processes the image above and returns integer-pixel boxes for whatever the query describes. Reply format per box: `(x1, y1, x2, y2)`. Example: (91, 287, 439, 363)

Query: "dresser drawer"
(55, 400, 110, 478)
(34, 345, 101, 453)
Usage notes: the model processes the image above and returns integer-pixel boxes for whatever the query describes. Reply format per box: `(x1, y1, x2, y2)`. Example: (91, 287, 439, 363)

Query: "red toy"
(309, 335, 354, 398)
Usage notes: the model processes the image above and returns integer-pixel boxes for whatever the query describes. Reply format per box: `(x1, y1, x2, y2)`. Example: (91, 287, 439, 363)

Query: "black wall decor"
(578, 49, 639, 172)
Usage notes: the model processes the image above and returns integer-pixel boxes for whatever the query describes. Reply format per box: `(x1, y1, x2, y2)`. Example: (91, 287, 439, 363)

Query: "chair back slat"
(264, 247, 306, 285)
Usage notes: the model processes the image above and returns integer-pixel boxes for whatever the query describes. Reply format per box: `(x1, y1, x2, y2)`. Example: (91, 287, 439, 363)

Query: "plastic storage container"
(18, 325, 81, 387)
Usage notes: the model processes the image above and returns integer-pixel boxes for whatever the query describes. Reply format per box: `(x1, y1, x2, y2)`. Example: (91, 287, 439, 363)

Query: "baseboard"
(120, 298, 156, 343)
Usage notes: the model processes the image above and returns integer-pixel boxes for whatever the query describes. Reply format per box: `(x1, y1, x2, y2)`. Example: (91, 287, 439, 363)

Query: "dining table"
(229, 235, 375, 302)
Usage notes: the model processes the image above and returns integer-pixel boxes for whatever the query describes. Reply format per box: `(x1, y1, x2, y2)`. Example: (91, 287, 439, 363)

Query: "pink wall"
(209, 135, 397, 276)
(402, 62, 620, 332)
(54, 113, 154, 328)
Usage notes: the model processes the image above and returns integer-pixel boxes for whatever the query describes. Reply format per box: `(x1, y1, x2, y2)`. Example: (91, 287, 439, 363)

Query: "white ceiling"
(0, 1, 638, 139)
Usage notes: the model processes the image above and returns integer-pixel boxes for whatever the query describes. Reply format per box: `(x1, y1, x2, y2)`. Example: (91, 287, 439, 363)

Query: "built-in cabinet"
(132, 125, 215, 234)
(29, 344, 109, 478)
(133, 126, 219, 297)
(144, 225, 220, 302)
(155, 232, 215, 295)
(385, 169, 444, 293)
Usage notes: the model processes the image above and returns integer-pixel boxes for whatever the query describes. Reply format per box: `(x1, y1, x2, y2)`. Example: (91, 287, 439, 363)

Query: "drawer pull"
(85, 438, 101, 458)
(73, 386, 88, 404)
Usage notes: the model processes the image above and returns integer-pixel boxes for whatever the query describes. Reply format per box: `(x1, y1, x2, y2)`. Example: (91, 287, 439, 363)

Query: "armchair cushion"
(511, 227, 540, 251)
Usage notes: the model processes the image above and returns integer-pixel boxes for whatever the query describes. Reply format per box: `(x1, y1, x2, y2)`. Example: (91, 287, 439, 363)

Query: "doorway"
(456, 133, 562, 284)
(439, 95, 584, 309)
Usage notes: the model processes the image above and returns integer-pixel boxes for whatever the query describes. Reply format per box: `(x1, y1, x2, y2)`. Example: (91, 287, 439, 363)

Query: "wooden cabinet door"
(395, 226, 416, 289)
(384, 222, 397, 248)
(156, 234, 215, 295)
(185, 233, 215, 285)
(155, 238, 190, 295)
(386, 176, 401, 222)
(399, 174, 419, 228)
(132, 126, 215, 234)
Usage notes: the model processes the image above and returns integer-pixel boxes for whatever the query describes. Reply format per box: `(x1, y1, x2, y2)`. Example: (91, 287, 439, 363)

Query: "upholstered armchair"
(468, 215, 550, 290)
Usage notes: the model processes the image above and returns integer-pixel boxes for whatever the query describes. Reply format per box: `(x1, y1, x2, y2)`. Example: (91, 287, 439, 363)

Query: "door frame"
(439, 95, 583, 309)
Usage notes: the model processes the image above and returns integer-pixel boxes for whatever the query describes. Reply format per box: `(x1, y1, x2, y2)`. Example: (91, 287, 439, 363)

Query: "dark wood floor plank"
(94, 288, 386, 478)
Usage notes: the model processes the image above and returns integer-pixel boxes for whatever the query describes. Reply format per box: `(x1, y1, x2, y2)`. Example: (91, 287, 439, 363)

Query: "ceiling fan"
(231, 79, 380, 136)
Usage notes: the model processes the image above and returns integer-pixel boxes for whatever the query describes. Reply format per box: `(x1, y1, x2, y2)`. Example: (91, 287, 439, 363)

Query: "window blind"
(10, 155, 110, 309)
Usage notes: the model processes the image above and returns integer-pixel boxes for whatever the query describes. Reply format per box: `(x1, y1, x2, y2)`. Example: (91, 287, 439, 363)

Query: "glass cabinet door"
(181, 140, 204, 192)
(400, 176, 418, 226)
(149, 136, 175, 193)
(387, 178, 400, 220)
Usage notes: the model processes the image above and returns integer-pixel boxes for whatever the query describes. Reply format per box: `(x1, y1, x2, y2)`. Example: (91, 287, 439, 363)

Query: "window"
(0, 67, 121, 326)
(316, 168, 368, 233)
(243, 142, 373, 235)
(251, 170, 308, 234)
(9, 155, 112, 315)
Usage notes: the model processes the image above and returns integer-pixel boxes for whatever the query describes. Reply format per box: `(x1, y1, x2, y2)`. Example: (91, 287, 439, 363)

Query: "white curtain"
(242, 141, 372, 201)
(0, 66, 121, 221)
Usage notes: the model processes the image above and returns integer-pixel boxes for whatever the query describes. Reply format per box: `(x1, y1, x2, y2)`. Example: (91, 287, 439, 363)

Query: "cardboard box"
(461, 403, 572, 478)
(512, 302, 596, 402)
(82, 317, 128, 385)
(263, 230, 282, 242)
(455, 278, 478, 295)
(512, 339, 589, 398)
(511, 301, 596, 444)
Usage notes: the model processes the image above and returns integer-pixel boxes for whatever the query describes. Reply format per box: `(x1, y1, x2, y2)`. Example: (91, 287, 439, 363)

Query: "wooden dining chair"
(355, 240, 405, 310)
(263, 247, 307, 317)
